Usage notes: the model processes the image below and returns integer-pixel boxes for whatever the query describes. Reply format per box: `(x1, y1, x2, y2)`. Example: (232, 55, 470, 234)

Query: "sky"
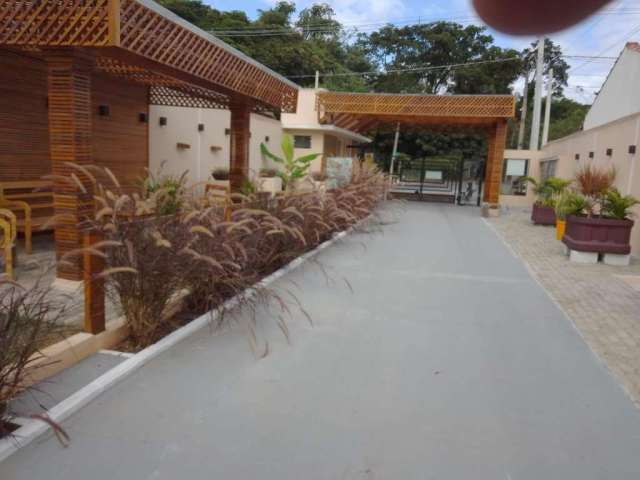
(203, 0, 640, 104)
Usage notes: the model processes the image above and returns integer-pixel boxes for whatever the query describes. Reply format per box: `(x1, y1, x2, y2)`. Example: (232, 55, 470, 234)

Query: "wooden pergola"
(316, 91, 515, 205)
(0, 0, 298, 280)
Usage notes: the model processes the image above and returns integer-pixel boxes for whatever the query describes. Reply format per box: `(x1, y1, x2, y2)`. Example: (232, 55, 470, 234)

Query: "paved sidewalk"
(489, 208, 640, 406)
(2, 203, 640, 479)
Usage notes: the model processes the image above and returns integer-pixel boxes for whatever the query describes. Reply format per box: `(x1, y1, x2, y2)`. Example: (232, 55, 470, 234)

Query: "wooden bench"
(0, 208, 16, 278)
(0, 180, 54, 254)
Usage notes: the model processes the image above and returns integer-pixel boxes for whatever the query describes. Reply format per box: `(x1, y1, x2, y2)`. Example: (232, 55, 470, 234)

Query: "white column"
(529, 37, 545, 151)
(542, 68, 554, 147)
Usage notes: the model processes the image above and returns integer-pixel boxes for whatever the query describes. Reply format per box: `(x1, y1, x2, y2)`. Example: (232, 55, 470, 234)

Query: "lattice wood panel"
(0, 0, 110, 46)
(318, 92, 515, 120)
(118, 0, 298, 112)
(96, 56, 275, 112)
(0, 0, 298, 112)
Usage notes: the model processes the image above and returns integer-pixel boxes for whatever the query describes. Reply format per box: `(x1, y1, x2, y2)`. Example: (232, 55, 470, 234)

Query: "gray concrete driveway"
(3, 202, 640, 479)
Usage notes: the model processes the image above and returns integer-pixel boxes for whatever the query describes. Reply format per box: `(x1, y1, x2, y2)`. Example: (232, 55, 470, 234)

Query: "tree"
(361, 22, 522, 95)
(296, 3, 340, 41)
(521, 38, 569, 96)
(156, 0, 373, 90)
(507, 96, 589, 148)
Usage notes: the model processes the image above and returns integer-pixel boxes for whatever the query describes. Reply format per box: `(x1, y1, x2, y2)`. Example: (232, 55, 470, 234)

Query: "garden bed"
(0, 215, 368, 460)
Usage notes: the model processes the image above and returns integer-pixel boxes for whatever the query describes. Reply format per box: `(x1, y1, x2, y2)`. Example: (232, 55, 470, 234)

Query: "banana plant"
(260, 134, 321, 192)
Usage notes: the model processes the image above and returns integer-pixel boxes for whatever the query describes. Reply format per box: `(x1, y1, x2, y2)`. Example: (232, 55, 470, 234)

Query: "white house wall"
(538, 112, 640, 256)
(584, 47, 640, 130)
(283, 129, 326, 173)
(149, 105, 283, 185)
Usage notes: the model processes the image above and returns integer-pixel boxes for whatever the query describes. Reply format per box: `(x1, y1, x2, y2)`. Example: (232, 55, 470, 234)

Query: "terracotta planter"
(562, 214, 634, 254)
(556, 219, 566, 240)
(531, 203, 556, 225)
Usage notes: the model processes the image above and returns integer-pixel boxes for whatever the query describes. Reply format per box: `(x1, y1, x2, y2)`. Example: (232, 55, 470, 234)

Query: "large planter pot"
(258, 176, 282, 194)
(556, 219, 566, 241)
(531, 203, 556, 225)
(562, 215, 634, 254)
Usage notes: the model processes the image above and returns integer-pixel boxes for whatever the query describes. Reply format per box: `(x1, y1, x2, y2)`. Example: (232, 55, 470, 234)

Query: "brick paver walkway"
(488, 208, 640, 406)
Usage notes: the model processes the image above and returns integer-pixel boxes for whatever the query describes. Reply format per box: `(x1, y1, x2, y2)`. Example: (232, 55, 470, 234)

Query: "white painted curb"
(0, 219, 368, 462)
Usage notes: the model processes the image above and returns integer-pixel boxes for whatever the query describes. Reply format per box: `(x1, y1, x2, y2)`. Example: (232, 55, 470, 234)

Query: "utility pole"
(529, 36, 545, 151)
(542, 68, 554, 147)
(389, 122, 400, 177)
(517, 71, 529, 149)
(385, 122, 401, 201)
(314, 71, 320, 89)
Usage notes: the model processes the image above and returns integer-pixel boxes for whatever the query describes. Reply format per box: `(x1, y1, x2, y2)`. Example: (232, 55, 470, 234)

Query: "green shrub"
(260, 134, 321, 192)
(522, 176, 570, 207)
(602, 188, 639, 220)
(555, 190, 589, 220)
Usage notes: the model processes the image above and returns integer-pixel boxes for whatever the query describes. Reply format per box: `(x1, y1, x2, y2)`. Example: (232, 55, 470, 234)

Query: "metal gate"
(393, 156, 484, 206)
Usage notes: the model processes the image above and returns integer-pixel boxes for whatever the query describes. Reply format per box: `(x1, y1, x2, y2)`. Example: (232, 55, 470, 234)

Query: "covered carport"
(316, 91, 514, 207)
(0, 0, 298, 280)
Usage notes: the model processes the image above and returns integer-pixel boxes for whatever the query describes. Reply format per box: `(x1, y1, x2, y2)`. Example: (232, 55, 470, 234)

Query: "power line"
(287, 57, 524, 79)
(209, 9, 640, 37)
(569, 23, 640, 73)
(286, 54, 617, 79)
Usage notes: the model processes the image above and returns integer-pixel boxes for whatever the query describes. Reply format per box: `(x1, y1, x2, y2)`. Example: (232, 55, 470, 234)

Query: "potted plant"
(523, 176, 571, 225)
(211, 168, 230, 181)
(310, 171, 327, 191)
(563, 166, 638, 258)
(257, 168, 282, 194)
(260, 134, 320, 193)
(554, 190, 588, 240)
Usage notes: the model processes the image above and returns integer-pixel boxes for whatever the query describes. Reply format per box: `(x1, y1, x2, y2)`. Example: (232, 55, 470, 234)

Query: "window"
(294, 135, 312, 149)
(540, 159, 558, 182)
(501, 158, 529, 196)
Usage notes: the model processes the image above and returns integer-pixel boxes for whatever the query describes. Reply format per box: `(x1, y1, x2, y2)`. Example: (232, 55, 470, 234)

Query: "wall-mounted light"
(198, 123, 205, 132)
(159, 116, 167, 126)
(575, 153, 580, 160)
(630, 145, 637, 155)
(606, 148, 612, 157)
(225, 128, 231, 135)
(265, 136, 270, 143)
(98, 105, 110, 116)
(589, 151, 594, 159)
(138, 113, 148, 123)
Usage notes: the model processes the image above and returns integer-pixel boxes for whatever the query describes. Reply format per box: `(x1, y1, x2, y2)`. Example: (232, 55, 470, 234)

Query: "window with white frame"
(540, 158, 558, 182)
(294, 135, 312, 149)
(501, 158, 529, 196)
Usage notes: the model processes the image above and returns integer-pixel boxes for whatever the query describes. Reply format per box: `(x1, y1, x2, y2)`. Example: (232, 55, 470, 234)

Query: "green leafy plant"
(522, 176, 571, 207)
(260, 134, 321, 192)
(555, 190, 589, 220)
(574, 165, 616, 216)
(142, 167, 188, 216)
(602, 188, 639, 220)
(240, 178, 258, 196)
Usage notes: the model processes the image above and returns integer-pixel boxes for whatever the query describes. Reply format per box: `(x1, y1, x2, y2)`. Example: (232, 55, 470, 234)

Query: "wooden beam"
(229, 98, 252, 193)
(45, 48, 95, 281)
(483, 120, 507, 206)
(108, 0, 121, 46)
(83, 229, 105, 334)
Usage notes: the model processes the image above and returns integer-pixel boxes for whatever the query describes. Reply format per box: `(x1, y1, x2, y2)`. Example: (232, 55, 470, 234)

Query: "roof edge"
(138, 0, 299, 91)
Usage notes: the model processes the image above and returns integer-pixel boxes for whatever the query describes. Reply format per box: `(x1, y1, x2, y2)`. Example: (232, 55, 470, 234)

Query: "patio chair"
(0, 208, 17, 278)
(0, 180, 54, 254)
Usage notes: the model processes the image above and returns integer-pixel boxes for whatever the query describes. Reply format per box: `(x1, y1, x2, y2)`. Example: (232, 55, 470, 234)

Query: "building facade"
(500, 43, 640, 256)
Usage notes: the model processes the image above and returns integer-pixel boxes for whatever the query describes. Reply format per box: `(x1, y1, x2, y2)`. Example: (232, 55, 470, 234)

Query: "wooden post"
(483, 120, 508, 206)
(229, 99, 252, 193)
(107, 0, 121, 46)
(45, 49, 95, 281)
(83, 229, 105, 334)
